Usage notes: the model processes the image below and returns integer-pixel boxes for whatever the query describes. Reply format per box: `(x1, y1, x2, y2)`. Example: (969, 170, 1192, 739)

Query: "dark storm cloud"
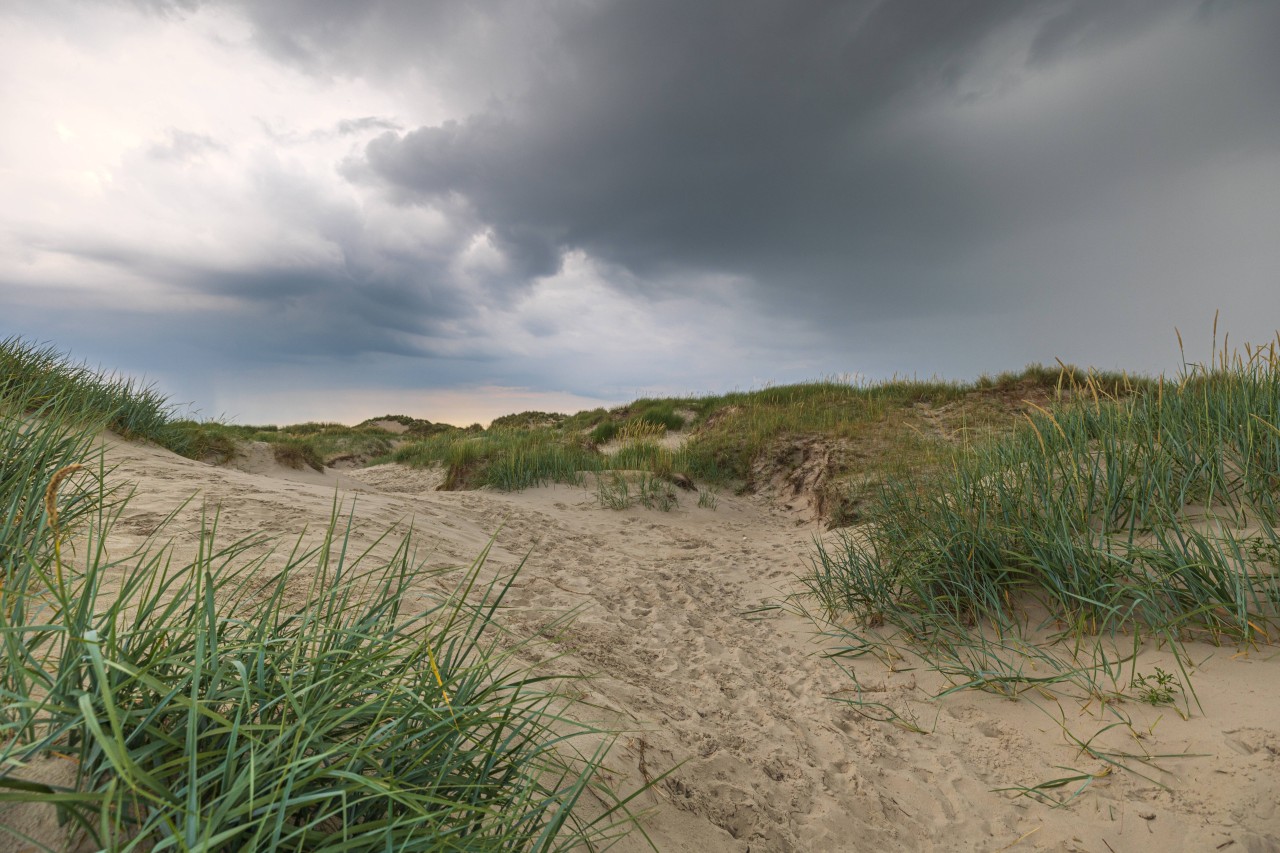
(22, 159, 479, 363)
(265, 0, 1274, 326)
(229, 0, 563, 96)
(116, 0, 1279, 336)
(36, 240, 476, 361)
(9, 0, 1278, 423)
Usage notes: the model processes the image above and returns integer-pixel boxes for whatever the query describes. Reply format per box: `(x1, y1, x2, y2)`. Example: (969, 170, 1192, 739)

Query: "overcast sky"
(2, 1, 1277, 425)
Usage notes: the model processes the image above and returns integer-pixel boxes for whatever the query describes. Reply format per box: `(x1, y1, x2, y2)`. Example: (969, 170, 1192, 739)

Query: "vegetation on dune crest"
(357, 413, 471, 437)
(1, 336, 1131, 512)
(0, 337, 178, 446)
(799, 328, 1280, 801)
(385, 365, 1144, 521)
(0, 339, 641, 850)
(808, 332, 1280, 646)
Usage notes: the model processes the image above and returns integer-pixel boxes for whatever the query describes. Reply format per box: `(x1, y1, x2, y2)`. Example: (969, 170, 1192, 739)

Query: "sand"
(4, 434, 1278, 852)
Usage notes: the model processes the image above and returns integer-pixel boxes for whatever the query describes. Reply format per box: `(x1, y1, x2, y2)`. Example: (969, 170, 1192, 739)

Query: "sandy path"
(33, 436, 1278, 852)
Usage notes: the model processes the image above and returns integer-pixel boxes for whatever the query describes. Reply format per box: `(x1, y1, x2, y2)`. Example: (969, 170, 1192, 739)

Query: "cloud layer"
(2, 0, 1277, 423)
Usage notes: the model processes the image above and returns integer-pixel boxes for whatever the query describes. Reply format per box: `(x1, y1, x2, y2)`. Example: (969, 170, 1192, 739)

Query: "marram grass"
(0, 350, 642, 852)
(803, 335, 1280, 711)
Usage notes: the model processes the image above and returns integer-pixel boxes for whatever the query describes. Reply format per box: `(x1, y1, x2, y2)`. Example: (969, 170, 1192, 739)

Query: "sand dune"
(19, 434, 1279, 852)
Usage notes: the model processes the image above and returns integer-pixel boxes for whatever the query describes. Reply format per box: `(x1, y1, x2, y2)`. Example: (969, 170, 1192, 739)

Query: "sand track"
(30, 435, 1277, 852)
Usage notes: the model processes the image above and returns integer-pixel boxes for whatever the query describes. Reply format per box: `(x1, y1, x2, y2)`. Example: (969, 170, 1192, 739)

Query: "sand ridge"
(13, 435, 1277, 852)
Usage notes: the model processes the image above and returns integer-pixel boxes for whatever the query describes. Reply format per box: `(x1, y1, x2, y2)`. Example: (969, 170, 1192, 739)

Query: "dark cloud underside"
(314, 1, 1275, 320)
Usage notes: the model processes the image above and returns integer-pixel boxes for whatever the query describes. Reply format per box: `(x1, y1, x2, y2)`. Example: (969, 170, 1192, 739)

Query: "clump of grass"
(594, 472, 678, 512)
(164, 419, 242, 462)
(589, 421, 620, 445)
(356, 414, 462, 438)
(357, 414, 417, 429)
(595, 471, 632, 510)
(276, 420, 349, 435)
(272, 436, 325, 471)
(611, 440, 675, 478)
(626, 401, 685, 432)
(679, 379, 951, 486)
(803, 330, 1280, 714)
(973, 361, 1140, 397)
(635, 475, 678, 511)
(0, 337, 175, 443)
(1, 390, 109, 605)
(589, 407, 681, 447)
(395, 430, 601, 491)
(617, 420, 668, 444)
(561, 408, 610, 434)
(0, 353, 640, 852)
(300, 430, 394, 466)
(489, 411, 566, 430)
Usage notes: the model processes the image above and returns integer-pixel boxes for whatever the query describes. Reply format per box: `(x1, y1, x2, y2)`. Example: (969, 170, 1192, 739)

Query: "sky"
(2, 0, 1278, 426)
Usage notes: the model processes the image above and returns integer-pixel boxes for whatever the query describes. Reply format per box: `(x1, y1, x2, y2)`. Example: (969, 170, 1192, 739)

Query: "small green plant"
(1130, 667, 1183, 706)
(596, 471, 632, 510)
(636, 474, 678, 512)
(1245, 534, 1280, 567)
(595, 472, 678, 512)
(697, 487, 719, 510)
(590, 420, 620, 445)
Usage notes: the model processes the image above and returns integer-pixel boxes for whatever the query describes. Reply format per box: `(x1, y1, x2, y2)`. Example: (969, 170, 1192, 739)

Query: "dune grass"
(593, 471, 681, 513)
(166, 420, 403, 469)
(0, 338, 1100, 513)
(0, 338, 175, 445)
(802, 333, 1280, 716)
(393, 430, 602, 491)
(0, 345, 639, 851)
(3, 336, 1147, 521)
(388, 368, 1111, 520)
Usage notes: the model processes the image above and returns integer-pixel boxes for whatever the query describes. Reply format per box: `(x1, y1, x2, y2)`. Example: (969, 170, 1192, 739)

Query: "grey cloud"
(228, 0, 563, 100)
(146, 129, 225, 162)
(125, 0, 206, 17)
(1027, 1, 1182, 65)
(334, 116, 401, 136)
(8, 0, 1278, 424)
(333, 0, 1275, 325)
(257, 116, 404, 147)
(22, 168, 483, 364)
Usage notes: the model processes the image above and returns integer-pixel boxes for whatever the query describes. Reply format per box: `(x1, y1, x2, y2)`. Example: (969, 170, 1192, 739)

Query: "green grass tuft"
(0, 337, 175, 443)
(0, 340, 641, 851)
(801, 333, 1280, 718)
